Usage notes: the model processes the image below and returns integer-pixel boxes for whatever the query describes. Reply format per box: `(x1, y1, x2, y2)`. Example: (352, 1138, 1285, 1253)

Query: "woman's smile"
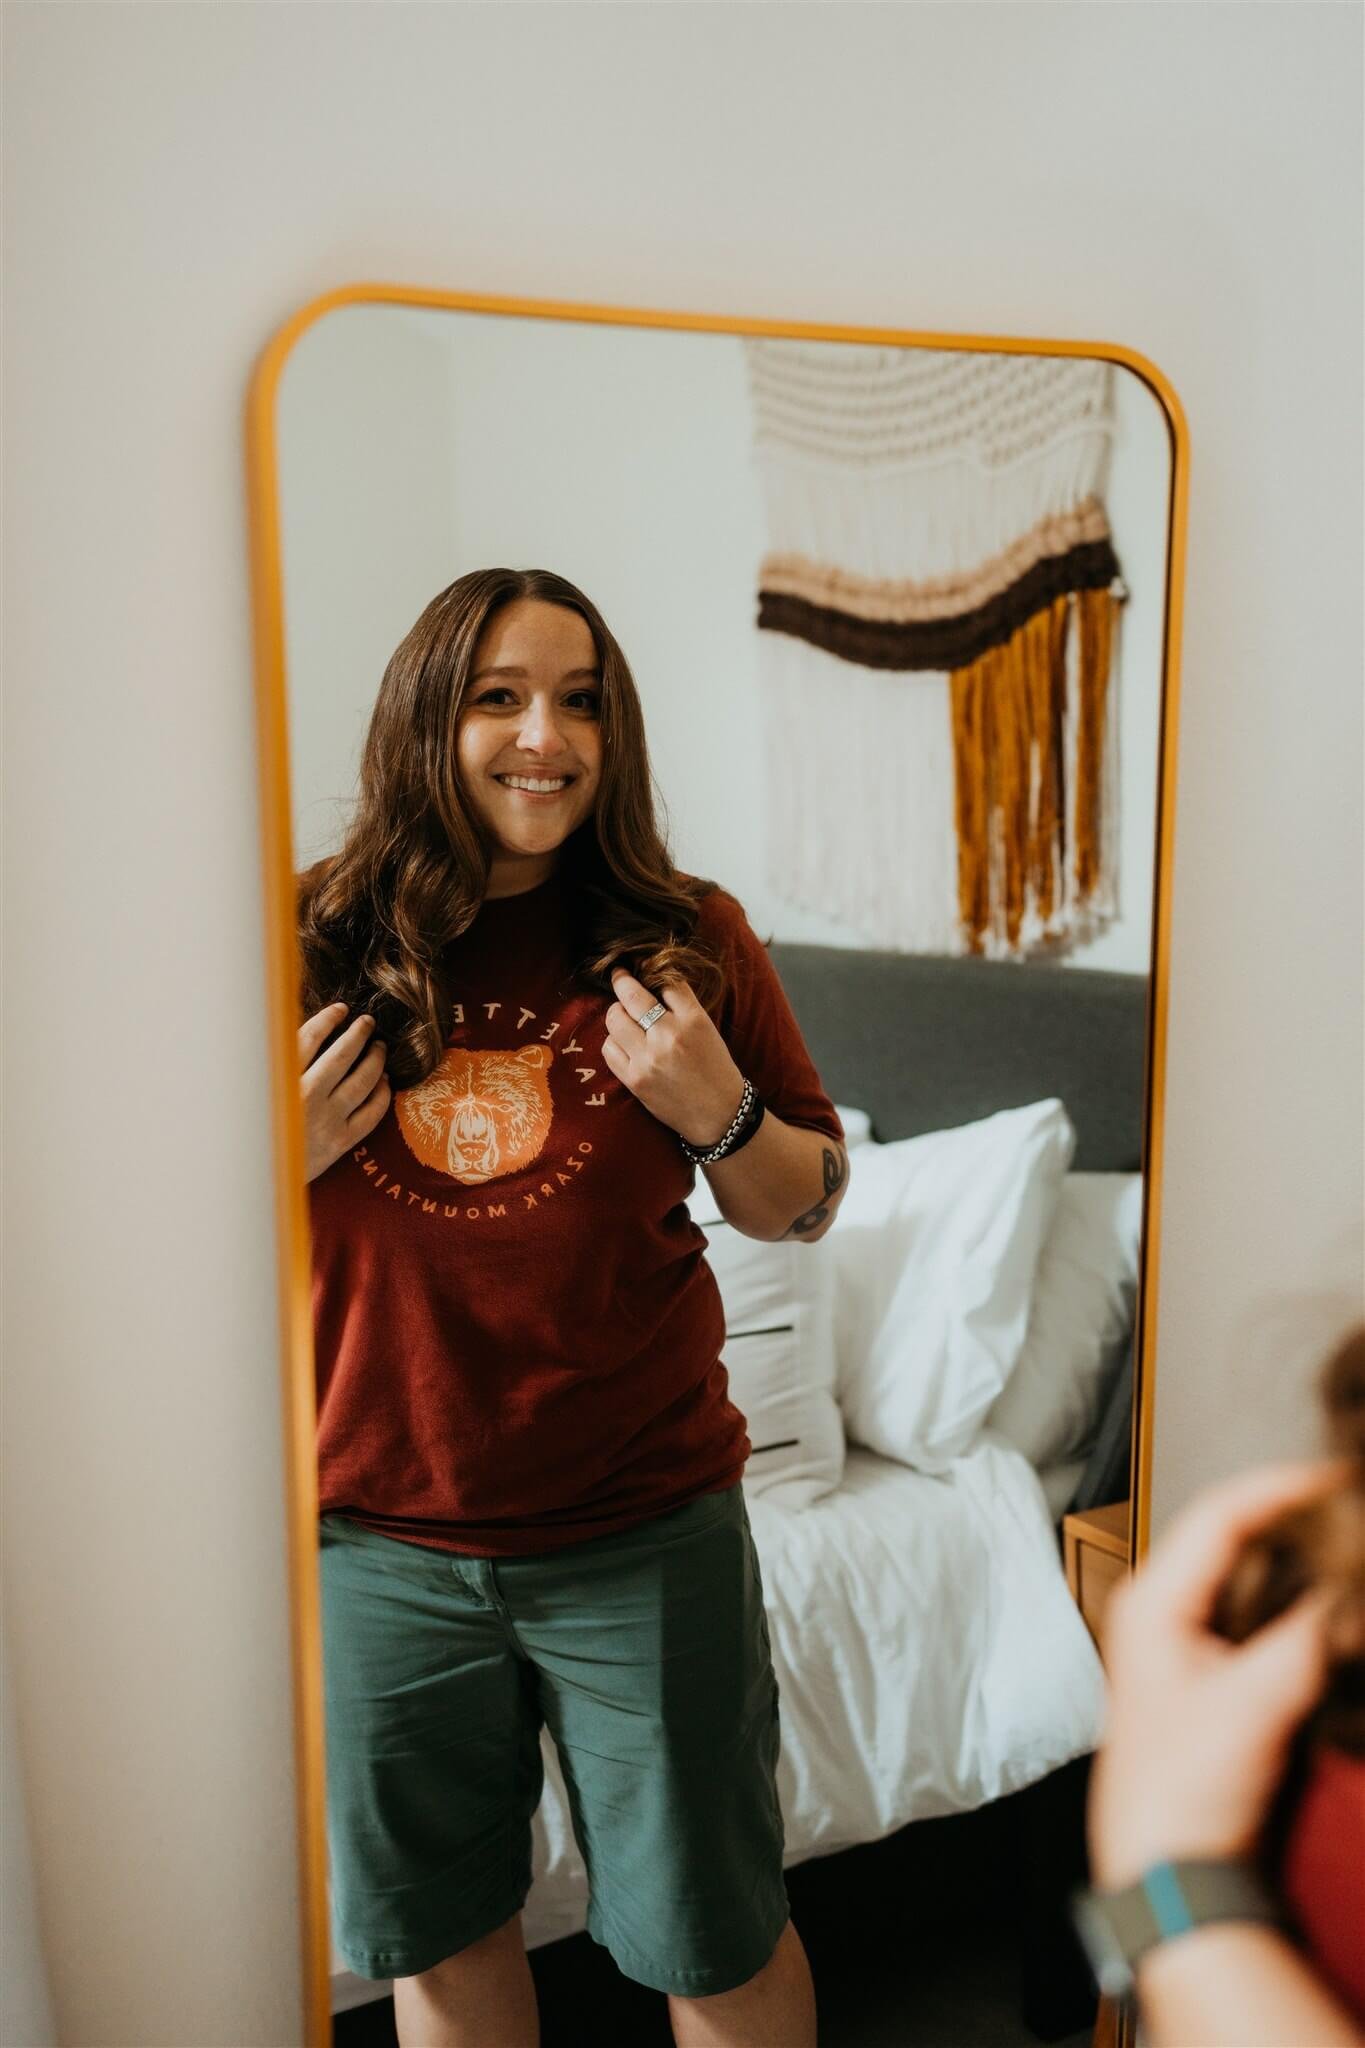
(494, 771, 575, 799)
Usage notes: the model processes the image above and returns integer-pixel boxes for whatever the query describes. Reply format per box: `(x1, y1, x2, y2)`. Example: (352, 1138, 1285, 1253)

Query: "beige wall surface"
(2, 5, 1360, 2044)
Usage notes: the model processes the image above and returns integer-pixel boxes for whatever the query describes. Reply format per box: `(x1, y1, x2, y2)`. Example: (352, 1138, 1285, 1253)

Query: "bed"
(330, 944, 1147, 2014)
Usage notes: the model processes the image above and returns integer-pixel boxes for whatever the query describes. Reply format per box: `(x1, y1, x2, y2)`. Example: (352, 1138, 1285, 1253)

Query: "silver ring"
(635, 1002, 667, 1031)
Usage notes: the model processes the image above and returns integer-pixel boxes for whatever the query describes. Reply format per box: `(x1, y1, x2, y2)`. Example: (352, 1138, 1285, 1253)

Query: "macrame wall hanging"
(742, 339, 1128, 959)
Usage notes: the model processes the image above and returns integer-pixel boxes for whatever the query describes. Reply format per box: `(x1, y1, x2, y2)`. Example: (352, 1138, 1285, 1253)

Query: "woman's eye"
(468, 686, 598, 714)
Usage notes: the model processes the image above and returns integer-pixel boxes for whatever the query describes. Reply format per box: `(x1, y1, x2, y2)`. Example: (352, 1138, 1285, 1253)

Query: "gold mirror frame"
(244, 286, 1189, 2048)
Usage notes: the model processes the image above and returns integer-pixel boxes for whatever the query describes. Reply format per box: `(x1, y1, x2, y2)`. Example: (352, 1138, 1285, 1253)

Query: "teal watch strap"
(1073, 1858, 1283, 2000)
(1138, 1859, 1281, 1947)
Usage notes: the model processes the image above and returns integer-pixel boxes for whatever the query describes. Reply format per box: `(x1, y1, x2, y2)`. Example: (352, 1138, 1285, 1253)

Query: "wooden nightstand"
(1063, 1500, 1131, 1657)
(1063, 1502, 1132, 2048)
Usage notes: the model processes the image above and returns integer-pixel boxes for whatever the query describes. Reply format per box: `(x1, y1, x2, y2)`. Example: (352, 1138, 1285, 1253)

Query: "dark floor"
(334, 1762, 1099, 2048)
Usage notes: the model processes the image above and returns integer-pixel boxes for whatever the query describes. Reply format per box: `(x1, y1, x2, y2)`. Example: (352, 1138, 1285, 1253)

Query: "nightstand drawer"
(1062, 1500, 1131, 1659)
(1060, 1501, 1133, 2048)
(1072, 1543, 1126, 1649)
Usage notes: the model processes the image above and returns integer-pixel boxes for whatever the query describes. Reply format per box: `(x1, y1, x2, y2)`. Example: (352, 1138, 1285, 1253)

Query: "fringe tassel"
(950, 590, 1119, 957)
(1072, 586, 1114, 905)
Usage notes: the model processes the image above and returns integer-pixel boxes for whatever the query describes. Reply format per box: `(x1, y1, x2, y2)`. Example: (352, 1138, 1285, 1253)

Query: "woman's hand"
(1089, 1459, 1344, 1890)
(602, 968, 745, 1148)
(299, 1002, 391, 1184)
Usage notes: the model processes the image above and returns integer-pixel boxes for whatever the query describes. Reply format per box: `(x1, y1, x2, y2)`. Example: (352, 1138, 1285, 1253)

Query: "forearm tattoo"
(781, 1142, 848, 1239)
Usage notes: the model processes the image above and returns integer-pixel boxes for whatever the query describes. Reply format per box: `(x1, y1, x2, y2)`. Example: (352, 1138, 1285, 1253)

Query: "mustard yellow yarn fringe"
(950, 588, 1116, 957)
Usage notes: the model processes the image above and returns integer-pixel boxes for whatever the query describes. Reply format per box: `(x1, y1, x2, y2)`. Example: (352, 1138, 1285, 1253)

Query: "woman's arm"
(1087, 1459, 1362, 2048)
(702, 1114, 848, 1243)
(1135, 1923, 1362, 2047)
(601, 967, 849, 1244)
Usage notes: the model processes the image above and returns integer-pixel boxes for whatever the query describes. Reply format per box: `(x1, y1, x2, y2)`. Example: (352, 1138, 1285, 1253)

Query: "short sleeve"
(697, 888, 845, 1145)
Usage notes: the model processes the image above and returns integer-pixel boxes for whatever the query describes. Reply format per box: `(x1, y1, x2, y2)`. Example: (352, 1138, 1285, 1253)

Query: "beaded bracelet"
(679, 1077, 765, 1166)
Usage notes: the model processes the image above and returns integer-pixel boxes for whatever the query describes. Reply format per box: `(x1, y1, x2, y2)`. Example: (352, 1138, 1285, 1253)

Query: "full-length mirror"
(252, 293, 1183, 2046)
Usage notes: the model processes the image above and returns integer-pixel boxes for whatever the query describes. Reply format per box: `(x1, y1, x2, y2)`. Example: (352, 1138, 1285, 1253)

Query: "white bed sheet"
(330, 1433, 1105, 2005)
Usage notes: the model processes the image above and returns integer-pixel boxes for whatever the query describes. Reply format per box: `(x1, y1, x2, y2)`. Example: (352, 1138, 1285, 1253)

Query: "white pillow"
(826, 1100, 1076, 1472)
(833, 1104, 874, 1148)
(986, 1173, 1143, 1469)
(689, 1195, 844, 1509)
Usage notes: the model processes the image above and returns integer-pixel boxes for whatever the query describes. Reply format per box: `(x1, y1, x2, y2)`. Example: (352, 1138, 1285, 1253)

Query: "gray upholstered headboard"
(768, 943, 1149, 1174)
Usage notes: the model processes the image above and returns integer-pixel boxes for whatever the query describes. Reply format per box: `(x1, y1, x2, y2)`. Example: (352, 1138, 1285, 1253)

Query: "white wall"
(2, 6, 1359, 2044)
(278, 312, 463, 867)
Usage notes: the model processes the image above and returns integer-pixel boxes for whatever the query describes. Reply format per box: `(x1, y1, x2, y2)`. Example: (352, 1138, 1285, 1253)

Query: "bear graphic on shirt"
(395, 1045, 554, 1185)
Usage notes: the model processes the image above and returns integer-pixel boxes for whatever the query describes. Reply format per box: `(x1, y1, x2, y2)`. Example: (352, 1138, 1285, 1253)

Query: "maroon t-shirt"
(310, 871, 842, 1556)
(1280, 1743, 1365, 2023)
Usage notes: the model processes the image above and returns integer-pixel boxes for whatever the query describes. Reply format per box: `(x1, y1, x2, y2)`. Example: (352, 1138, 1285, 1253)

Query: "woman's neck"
(483, 851, 561, 900)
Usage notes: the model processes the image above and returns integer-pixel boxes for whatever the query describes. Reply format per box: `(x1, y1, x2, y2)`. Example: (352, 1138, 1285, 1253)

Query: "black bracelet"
(712, 1099, 766, 1160)
(680, 1079, 765, 1165)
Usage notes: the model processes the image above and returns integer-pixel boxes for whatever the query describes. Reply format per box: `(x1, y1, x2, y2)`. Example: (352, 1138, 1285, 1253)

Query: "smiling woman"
(293, 561, 848, 2046)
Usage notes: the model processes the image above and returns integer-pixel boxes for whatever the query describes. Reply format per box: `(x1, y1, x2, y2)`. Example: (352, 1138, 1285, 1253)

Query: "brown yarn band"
(758, 537, 1121, 672)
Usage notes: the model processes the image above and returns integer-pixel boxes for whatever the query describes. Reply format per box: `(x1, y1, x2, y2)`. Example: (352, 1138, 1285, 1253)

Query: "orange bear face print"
(396, 1045, 555, 1185)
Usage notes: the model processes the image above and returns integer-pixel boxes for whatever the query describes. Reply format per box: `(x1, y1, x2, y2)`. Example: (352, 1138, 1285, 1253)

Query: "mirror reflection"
(275, 305, 1172, 2044)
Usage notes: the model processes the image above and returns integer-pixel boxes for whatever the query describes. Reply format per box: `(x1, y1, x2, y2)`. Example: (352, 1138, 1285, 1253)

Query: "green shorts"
(318, 1482, 789, 1995)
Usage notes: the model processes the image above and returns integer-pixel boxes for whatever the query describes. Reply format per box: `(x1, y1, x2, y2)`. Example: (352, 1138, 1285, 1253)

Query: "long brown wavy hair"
(296, 567, 727, 1090)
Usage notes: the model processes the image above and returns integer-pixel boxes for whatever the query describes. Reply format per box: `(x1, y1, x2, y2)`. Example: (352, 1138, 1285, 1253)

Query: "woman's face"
(457, 598, 605, 893)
